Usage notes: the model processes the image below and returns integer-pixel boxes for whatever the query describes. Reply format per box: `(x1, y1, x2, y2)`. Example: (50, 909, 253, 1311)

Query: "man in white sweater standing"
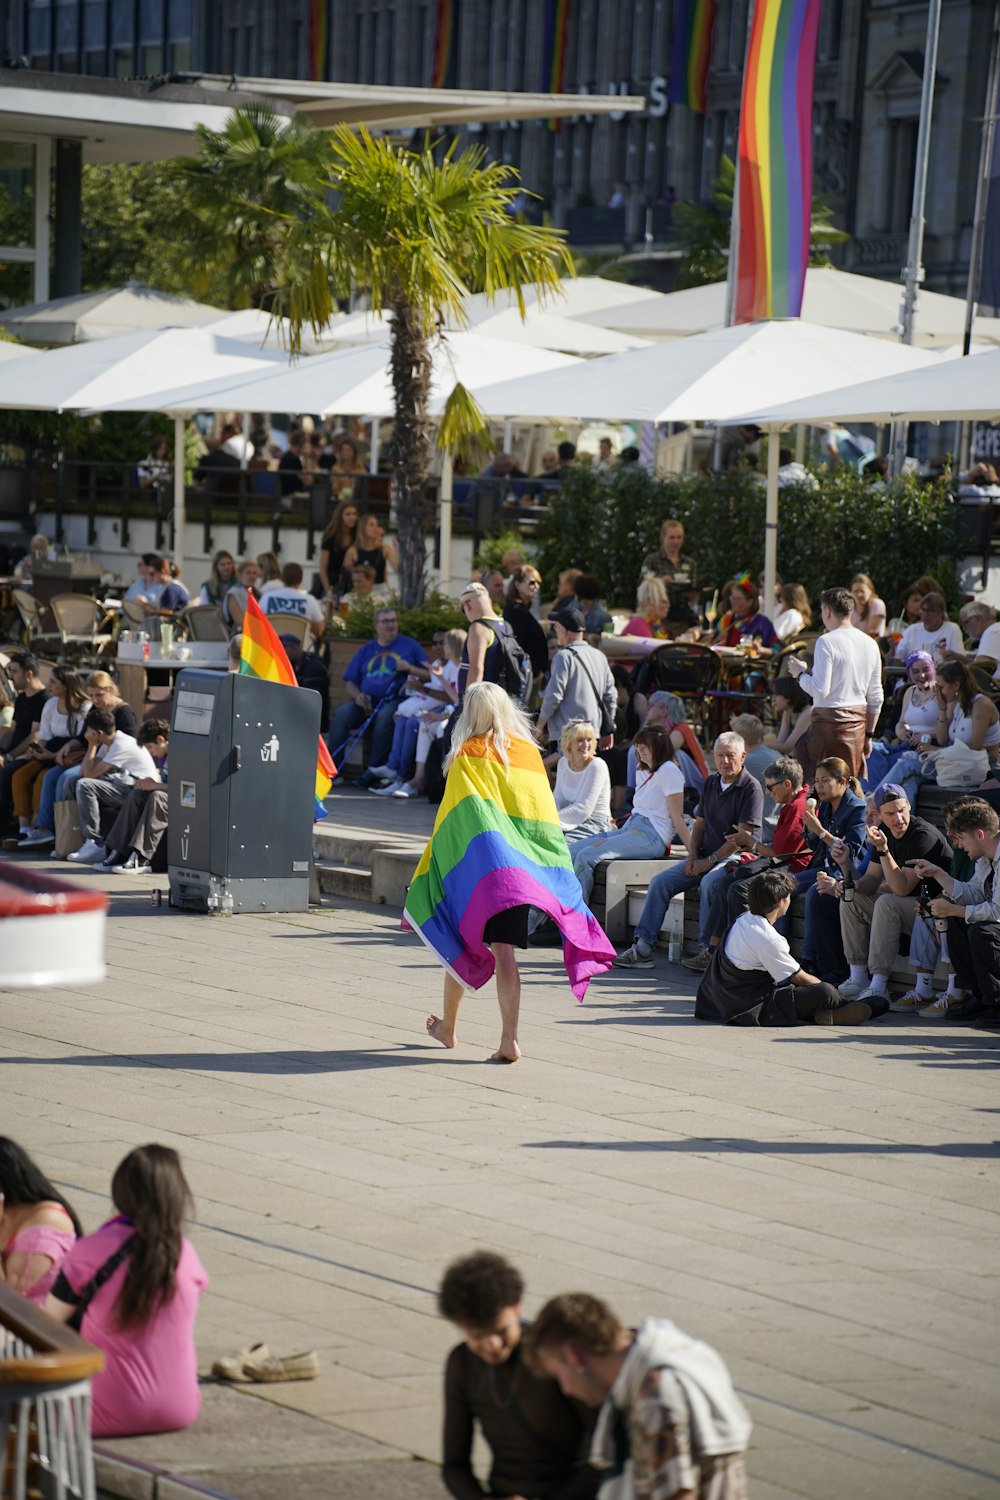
(787, 586, 883, 781)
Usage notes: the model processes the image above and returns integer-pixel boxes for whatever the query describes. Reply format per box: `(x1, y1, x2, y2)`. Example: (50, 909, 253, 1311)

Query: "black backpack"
(476, 617, 531, 702)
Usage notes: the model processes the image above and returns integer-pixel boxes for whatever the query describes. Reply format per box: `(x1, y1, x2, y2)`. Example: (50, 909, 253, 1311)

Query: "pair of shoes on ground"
(17, 827, 54, 849)
(890, 987, 956, 1019)
(100, 851, 153, 875)
(612, 943, 654, 969)
(67, 839, 107, 864)
(212, 1342, 320, 1383)
(371, 779, 420, 798)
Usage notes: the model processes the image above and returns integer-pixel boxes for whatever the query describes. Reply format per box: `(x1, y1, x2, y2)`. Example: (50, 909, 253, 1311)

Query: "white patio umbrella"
(576, 267, 1000, 348)
(200, 307, 353, 355)
(459, 275, 657, 324)
(0, 341, 30, 362)
(312, 303, 647, 356)
(470, 318, 940, 620)
(0, 282, 226, 346)
(93, 331, 581, 586)
(0, 327, 287, 565)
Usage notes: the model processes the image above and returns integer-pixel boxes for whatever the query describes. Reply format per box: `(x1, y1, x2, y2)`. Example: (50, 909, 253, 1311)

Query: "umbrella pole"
(439, 450, 454, 594)
(173, 415, 186, 572)
(369, 419, 380, 475)
(763, 430, 779, 618)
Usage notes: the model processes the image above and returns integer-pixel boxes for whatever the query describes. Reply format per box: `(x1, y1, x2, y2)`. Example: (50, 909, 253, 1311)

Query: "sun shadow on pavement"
(523, 1136, 1000, 1159)
(0, 1045, 484, 1074)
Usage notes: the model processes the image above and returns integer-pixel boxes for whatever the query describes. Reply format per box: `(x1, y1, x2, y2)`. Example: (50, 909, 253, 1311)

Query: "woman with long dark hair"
(894, 659, 1000, 806)
(46, 1144, 207, 1438)
(0, 1137, 81, 1302)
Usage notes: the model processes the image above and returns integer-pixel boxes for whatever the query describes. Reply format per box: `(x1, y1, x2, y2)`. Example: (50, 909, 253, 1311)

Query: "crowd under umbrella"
(0, 327, 287, 564)
(573, 267, 1000, 349)
(89, 330, 582, 588)
(0, 281, 227, 347)
(468, 317, 942, 614)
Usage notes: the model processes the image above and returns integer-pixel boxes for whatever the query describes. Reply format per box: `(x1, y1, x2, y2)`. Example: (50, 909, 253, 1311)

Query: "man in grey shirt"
(535, 607, 616, 752)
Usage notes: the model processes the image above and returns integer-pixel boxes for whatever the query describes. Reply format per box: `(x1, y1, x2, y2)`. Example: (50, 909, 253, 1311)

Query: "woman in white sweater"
(555, 721, 612, 841)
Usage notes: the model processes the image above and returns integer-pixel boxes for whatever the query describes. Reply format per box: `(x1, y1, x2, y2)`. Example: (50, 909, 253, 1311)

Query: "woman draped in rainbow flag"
(404, 683, 615, 1062)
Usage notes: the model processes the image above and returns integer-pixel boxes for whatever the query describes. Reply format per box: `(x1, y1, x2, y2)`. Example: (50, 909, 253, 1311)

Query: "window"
(0, 142, 36, 251)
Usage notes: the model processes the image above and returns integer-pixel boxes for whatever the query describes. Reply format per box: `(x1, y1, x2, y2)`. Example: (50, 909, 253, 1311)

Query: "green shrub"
(339, 589, 464, 642)
(534, 467, 957, 613)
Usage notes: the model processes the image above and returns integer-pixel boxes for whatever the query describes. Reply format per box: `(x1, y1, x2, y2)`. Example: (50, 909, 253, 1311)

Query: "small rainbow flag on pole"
(240, 593, 336, 813)
(539, 0, 572, 131)
(733, 0, 823, 323)
(429, 0, 457, 88)
(307, 0, 328, 81)
(669, 0, 717, 114)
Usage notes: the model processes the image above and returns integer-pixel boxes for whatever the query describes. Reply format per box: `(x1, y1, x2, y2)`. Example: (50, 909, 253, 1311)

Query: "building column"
(53, 138, 82, 299)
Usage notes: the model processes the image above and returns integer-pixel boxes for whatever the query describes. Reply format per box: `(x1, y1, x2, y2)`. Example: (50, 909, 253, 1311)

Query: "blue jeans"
(634, 857, 735, 950)
(387, 714, 420, 778)
(802, 883, 848, 984)
(326, 696, 397, 771)
(36, 764, 80, 833)
(571, 815, 666, 903)
(894, 748, 936, 809)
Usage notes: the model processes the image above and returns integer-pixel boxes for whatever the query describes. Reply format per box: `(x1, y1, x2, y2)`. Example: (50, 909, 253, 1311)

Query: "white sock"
(946, 973, 963, 997)
(849, 964, 869, 987)
(915, 972, 935, 998)
(635, 938, 652, 956)
(866, 974, 888, 995)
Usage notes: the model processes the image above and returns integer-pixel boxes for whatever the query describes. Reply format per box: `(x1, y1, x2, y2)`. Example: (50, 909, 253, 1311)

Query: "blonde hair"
(636, 576, 668, 614)
(444, 628, 467, 661)
(560, 719, 597, 755)
(86, 671, 115, 691)
(447, 682, 536, 772)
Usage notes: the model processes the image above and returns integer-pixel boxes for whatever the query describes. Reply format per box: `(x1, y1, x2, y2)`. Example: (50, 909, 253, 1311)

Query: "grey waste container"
(167, 670, 321, 913)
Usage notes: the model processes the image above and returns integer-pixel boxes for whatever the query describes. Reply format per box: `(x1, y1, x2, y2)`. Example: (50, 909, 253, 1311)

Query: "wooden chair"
(120, 598, 151, 630)
(48, 594, 115, 659)
(263, 612, 313, 647)
(11, 589, 61, 652)
(642, 644, 722, 742)
(178, 603, 228, 642)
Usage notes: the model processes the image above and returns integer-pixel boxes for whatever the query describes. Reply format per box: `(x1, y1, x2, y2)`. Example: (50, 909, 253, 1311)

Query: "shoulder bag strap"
(66, 1236, 136, 1331)
(566, 643, 612, 732)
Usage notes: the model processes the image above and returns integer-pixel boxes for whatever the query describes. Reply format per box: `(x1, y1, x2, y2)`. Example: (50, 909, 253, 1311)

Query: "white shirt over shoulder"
(798, 625, 883, 714)
(631, 759, 685, 848)
(725, 913, 799, 982)
(259, 580, 324, 626)
(894, 619, 964, 664)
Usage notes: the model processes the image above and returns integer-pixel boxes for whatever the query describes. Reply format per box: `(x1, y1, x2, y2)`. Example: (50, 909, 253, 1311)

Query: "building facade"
(0, 0, 994, 295)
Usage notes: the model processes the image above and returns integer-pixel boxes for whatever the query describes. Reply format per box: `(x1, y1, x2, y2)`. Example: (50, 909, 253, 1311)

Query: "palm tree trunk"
(388, 292, 433, 608)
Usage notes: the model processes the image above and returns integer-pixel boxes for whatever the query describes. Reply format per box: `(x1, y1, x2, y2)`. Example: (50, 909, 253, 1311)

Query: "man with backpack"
(536, 607, 616, 753)
(456, 581, 529, 706)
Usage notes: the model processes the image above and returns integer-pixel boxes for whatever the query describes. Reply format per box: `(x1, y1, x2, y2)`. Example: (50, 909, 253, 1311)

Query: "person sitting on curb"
(909, 796, 1000, 1025)
(67, 708, 159, 866)
(695, 869, 879, 1026)
(437, 1252, 600, 1500)
(613, 732, 763, 971)
(524, 1292, 751, 1500)
(836, 781, 952, 1014)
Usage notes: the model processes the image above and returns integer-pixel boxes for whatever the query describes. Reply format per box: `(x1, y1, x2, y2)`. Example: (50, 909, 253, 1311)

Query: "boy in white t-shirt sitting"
(695, 869, 876, 1026)
(69, 707, 159, 865)
(259, 561, 326, 640)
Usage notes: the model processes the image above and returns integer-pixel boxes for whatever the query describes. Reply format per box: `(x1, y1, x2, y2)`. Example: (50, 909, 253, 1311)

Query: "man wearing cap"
(536, 608, 616, 753)
(787, 585, 883, 782)
(279, 634, 330, 734)
(835, 782, 951, 1014)
(456, 582, 521, 705)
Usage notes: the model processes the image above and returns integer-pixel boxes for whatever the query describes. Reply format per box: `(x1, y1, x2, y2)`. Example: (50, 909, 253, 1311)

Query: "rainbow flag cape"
(539, 0, 571, 131)
(669, 0, 717, 114)
(429, 0, 457, 88)
(403, 734, 615, 1001)
(307, 0, 328, 80)
(240, 593, 336, 814)
(734, 0, 822, 323)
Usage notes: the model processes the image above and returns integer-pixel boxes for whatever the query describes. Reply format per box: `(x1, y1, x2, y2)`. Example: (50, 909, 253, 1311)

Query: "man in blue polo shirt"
(326, 606, 430, 783)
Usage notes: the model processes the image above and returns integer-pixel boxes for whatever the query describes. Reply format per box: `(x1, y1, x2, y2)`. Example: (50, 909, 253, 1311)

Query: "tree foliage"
(80, 163, 228, 302)
(534, 466, 957, 612)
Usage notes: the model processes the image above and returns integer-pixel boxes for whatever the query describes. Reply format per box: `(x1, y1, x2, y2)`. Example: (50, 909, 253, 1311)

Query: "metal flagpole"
(958, 0, 1000, 468)
(893, 0, 943, 474)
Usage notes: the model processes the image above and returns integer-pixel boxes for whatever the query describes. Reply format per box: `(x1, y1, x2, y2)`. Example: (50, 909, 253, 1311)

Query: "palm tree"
(171, 107, 330, 310)
(275, 124, 573, 607)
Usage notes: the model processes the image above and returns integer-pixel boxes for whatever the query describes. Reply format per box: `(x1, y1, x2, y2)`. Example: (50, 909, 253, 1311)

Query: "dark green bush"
(534, 467, 958, 613)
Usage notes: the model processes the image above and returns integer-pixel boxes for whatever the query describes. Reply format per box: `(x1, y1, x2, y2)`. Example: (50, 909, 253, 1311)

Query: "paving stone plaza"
(2, 802, 998, 1500)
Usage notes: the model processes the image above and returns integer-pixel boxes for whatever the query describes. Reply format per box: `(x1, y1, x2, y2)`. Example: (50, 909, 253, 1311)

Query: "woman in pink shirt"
(0, 1137, 81, 1303)
(46, 1144, 207, 1438)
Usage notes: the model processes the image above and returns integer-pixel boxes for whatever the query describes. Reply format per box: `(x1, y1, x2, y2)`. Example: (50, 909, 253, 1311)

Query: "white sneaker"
(837, 979, 867, 1000)
(110, 855, 152, 875)
(392, 783, 421, 798)
(372, 780, 404, 797)
(67, 839, 107, 864)
(366, 764, 395, 780)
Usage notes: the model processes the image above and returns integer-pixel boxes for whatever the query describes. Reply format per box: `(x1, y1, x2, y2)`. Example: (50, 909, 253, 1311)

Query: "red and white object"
(0, 863, 107, 988)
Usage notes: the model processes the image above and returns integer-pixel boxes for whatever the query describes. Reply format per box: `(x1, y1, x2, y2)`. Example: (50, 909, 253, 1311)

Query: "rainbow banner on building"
(430, 0, 457, 88)
(539, 0, 572, 130)
(734, 0, 823, 323)
(669, 0, 717, 114)
(403, 733, 615, 1001)
(307, 0, 328, 81)
(240, 593, 336, 812)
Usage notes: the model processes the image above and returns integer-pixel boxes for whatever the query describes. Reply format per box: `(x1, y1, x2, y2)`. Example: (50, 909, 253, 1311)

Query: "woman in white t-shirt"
(571, 724, 690, 902)
(849, 574, 887, 638)
(554, 721, 612, 841)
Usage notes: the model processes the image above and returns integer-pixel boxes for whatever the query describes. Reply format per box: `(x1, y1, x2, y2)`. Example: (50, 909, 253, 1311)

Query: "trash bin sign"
(168, 670, 321, 913)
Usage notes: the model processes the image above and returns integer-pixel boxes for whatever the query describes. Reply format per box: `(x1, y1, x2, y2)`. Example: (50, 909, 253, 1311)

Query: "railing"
(852, 235, 908, 272)
(1, 1285, 105, 1500)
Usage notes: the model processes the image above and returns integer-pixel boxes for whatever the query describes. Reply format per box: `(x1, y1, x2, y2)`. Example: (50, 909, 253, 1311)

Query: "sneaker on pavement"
(612, 944, 654, 969)
(919, 993, 953, 1019)
(372, 780, 404, 796)
(67, 839, 107, 864)
(889, 988, 923, 1012)
(18, 827, 52, 846)
(681, 946, 712, 972)
(837, 979, 866, 1000)
(365, 764, 395, 780)
(392, 783, 421, 798)
(815, 1000, 873, 1026)
(111, 855, 152, 875)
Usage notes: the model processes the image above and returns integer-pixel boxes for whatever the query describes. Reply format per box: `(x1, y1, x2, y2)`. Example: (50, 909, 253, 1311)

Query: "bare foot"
(488, 1041, 521, 1064)
(426, 1014, 457, 1049)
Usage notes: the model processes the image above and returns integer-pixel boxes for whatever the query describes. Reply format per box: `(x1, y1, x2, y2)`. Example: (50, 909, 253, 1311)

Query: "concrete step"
(316, 862, 374, 902)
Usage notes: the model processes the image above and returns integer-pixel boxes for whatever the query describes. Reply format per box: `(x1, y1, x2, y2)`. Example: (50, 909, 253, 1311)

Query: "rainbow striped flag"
(539, 0, 571, 130)
(307, 0, 328, 81)
(429, 0, 456, 88)
(403, 734, 615, 1001)
(669, 0, 717, 114)
(734, 0, 823, 323)
(240, 593, 336, 813)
